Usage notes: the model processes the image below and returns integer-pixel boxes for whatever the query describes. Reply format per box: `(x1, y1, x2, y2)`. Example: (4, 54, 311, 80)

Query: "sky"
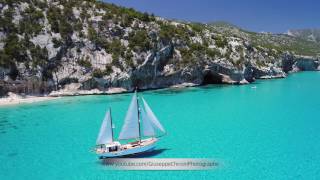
(103, 0, 320, 33)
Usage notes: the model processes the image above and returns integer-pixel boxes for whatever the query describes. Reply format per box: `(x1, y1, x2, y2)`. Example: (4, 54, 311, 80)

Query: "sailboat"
(95, 91, 166, 158)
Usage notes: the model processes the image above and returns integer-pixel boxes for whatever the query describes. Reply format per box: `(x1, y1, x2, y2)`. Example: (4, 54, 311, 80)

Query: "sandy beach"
(48, 87, 128, 97)
(0, 87, 127, 107)
(0, 93, 59, 107)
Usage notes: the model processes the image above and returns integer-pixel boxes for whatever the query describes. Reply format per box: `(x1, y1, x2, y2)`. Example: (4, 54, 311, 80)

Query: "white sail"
(141, 108, 156, 136)
(96, 109, 113, 145)
(118, 92, 140, 140)
(142, 97, 165, 133)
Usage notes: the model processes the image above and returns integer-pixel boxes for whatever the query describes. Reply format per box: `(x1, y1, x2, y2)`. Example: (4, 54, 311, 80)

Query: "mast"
(109, 107, 114, 142)
(136, 90, 142, 143)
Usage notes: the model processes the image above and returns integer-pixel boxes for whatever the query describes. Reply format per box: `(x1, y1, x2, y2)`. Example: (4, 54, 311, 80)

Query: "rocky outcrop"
(0, 77, 54, 96)
(1, 47, 318, 96)
(294, 57, 319, 71)
(281, 53, 296, 73)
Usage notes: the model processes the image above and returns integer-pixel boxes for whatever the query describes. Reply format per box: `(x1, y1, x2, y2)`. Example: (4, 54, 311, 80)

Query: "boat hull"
(98, 138, 157, 158)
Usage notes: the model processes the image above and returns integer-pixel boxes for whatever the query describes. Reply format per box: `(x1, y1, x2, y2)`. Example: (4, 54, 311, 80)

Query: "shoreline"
(0, 71, 317, 107)
(0, 94, 59, 107)
(0, 84, 199, 107)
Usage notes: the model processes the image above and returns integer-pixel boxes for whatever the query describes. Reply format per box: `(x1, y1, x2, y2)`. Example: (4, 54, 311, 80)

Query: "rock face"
(0, 1, 320, 96)
(288, 29, 320, 43)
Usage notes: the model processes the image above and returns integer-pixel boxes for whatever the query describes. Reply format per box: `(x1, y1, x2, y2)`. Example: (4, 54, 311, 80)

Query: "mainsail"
(118, 92, 140, 140)
(142, 97, 166, 134)
(96, 109, 113, 145)
(141, 107, 156, 136)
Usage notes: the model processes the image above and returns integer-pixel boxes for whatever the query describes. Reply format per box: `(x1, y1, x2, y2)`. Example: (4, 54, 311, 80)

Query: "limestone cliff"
(0, 0, 319, 96)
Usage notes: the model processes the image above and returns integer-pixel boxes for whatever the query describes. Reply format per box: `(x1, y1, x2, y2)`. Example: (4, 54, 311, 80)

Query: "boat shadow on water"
(121, 148, 169, 158)
(99, 148, 170, 164)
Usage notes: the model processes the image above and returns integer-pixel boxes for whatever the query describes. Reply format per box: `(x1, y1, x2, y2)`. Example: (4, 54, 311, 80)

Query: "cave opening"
(202, 72, 223, 85)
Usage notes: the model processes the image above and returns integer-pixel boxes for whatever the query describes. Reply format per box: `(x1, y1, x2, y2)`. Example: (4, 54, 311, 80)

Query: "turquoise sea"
(0, 72, 320, 179)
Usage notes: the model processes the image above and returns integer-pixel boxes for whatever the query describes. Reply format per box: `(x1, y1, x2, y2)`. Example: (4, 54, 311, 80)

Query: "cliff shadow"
(202, 72, 223, 85)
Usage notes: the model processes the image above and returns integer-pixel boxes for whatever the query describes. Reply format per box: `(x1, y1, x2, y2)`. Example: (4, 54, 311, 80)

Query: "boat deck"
(121, 138, 157, 150)
(96, 138, 157, 154)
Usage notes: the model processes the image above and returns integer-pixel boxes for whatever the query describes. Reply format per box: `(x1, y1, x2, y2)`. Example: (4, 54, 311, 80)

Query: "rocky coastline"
(0, 1, 319, 98)
(1, 53, 319, 98)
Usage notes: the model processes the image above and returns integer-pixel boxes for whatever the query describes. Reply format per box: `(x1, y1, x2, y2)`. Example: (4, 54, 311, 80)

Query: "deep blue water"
(0, 72, 320, 179)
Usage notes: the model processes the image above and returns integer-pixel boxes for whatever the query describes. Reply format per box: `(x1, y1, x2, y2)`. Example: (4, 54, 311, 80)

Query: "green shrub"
(88, 26, 98, 42)
(92, 69, 104, 78)
(224, 49, 232, 59)
(47, 5, 73, 40)
(19, 5, 44, 35)
(52, 38, 63, 48)
(178, 47, 195, 65)
(0, 50, 10, 67)
(30, 45, 48, 68)
(34, 0, 48, 9)
(124, 50, 134, 67)
(112, 53, 120, 64)
(73, 20, 83, 32)
(159, 23, 176, 41)
(174, 25, 189, 41)
(128, 30, 150, 51)
(214, 36, 228, 48)
(121, 14, 134, 27)
(256, 60, 266, 67)
(47, 6, 61, 33)
(4, 33, 28, 63)
(63, 2, 75, 21)
(0, 7, 17, 33)
(189, 43, 206, 53)
(87, 25, 111, 49)
(80, 9, 90, 20)
(206, 48, 220, 58)
(141, 12, 150, 22)
(111, 55, 122, 68)
(189, 23, 204, 33)
(104, 64, 113, 75)
(59, 19, 73, 40)
(77, 58, 92, 68)
(106, 39, 126, 64)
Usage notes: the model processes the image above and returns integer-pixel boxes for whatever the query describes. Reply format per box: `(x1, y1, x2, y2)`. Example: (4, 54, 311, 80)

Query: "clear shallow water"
(0, 72, 320, 179)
